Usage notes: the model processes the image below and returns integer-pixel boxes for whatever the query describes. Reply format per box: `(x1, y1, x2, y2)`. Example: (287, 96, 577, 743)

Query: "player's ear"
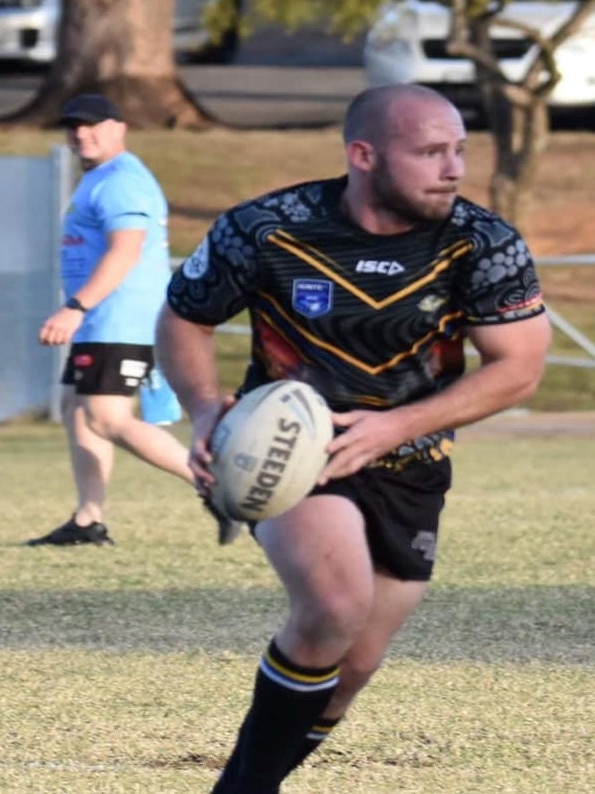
(346, 140, 376, 172)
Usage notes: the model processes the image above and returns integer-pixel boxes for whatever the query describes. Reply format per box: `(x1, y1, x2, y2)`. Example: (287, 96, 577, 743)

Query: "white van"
(0, 0, 236, 64)
(364, 0, 595, 111)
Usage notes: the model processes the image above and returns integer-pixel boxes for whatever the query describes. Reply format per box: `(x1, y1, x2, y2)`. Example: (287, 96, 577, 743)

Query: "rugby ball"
(208, 380, 333, 521)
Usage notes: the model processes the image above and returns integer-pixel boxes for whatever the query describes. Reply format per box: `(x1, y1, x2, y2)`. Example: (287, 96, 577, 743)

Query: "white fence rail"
(531, 258, 595, 368)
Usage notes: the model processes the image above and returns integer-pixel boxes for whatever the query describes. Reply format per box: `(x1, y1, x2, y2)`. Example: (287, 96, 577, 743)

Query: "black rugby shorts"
(61, 342, 154, 396)
(311, 457, 452, 581)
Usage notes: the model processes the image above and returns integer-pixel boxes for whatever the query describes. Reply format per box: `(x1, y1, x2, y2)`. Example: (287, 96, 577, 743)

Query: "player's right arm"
(155, 305, 222, 487)
(158, 212, 259, 484)
(156, 306, 219, 416)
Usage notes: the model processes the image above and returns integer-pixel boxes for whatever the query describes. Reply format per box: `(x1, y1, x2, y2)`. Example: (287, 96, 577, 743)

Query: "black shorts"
(310, 457, 452, 581)
(61, 342, 154, 396)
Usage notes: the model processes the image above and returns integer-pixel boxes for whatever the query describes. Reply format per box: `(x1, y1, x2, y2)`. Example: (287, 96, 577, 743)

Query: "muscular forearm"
(388, 353, 545, 445)
(390, 313, 552, 446)
(325, 354, 544, 483)
(324, 314, 551, 482)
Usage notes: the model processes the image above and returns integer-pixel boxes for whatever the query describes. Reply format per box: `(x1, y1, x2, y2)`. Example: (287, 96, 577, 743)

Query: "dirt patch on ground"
(459, 411, 595, 439)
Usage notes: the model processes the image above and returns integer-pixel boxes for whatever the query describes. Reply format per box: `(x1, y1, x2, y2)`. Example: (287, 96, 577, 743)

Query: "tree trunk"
(484, 93, 549, 229)
(470, 16, 550, 231)
(2, 0, 212, 129)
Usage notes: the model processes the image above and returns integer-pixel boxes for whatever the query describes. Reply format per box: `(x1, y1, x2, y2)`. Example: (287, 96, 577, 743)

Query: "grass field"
(1, 421, 593, 793)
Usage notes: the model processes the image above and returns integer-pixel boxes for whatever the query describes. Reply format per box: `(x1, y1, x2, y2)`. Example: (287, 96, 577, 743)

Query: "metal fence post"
(48, 145, 74, 423)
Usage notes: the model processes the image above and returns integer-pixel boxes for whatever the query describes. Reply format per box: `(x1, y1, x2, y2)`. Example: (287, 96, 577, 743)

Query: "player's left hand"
(38, 307, 84, 346)
(318, 410, 402, 484)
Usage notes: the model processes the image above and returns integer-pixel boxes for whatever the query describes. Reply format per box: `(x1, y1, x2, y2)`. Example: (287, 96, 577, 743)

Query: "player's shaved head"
(343, 84, 459, 148)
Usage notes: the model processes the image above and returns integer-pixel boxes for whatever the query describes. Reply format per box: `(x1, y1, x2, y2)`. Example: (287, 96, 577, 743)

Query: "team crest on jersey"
(292, 279, 333, 318)
(182, 239, 210, 280)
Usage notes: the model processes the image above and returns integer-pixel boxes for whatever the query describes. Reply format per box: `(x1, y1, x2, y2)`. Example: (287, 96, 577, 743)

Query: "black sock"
(211, 639, 340, 793)
(216, 711, 342, 790)
(282, 715, 342, 777)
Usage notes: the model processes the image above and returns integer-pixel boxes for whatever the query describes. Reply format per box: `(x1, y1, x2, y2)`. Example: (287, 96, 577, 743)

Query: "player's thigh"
(256, 493, 375, 609)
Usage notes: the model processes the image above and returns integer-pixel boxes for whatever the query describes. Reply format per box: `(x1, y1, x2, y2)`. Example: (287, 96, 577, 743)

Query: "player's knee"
(295, 589, 373, 647)
(85, 411, 125, 441)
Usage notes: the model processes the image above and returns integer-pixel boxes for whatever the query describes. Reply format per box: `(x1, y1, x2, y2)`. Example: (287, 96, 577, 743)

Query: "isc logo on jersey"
(355, 260, 405, 275)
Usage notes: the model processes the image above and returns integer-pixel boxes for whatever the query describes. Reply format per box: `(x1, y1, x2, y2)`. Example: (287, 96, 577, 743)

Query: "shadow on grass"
(0, 585, 592, 665)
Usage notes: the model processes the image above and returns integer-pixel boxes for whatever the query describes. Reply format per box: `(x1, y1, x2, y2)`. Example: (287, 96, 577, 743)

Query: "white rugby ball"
(209, 380, 333, 521)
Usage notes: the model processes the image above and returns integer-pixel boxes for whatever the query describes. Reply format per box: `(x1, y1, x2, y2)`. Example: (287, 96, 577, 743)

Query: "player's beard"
(370, 153, 456, 224)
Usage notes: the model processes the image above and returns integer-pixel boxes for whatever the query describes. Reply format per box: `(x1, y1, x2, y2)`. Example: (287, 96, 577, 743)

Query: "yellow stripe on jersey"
(268, 231, 473, 310)
(269, 230, 351, 275)
(256, 302, 465, 377)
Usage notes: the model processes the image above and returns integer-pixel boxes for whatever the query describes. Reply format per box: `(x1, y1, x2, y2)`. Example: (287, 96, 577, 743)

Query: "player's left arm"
(38, 228, 146, 345)
(321, 312, 552, 482)
(437, 312, 553, 426)
(73, 227, 147, 310)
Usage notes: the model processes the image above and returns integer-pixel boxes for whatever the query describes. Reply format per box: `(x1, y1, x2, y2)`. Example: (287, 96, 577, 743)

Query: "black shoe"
(201, 497, 244, 545)
(25, 515, 114, 547)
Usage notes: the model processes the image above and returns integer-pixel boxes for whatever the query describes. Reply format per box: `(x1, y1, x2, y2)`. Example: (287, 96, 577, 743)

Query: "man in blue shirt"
(26, 94, 195, 546)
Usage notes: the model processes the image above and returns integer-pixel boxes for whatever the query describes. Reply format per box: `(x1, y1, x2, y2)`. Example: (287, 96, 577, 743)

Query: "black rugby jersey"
(167, 176, 544, 416)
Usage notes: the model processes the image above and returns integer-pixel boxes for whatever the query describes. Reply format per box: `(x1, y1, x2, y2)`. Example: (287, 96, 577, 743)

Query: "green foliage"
(201, 0, 242, 41)
(462, 0, 509, 19)
(208, 0, 385, 39)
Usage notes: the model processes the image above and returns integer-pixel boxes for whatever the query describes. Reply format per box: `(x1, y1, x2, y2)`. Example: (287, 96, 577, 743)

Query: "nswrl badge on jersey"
(292, 279, 333, 318)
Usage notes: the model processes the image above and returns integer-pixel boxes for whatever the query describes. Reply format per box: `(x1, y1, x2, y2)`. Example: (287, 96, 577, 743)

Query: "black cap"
(60, 94, 123, 125)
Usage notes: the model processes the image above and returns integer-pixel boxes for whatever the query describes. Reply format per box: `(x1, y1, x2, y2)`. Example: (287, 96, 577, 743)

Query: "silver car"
(0, 0, 236, 63)
(364, 0, 595, 109)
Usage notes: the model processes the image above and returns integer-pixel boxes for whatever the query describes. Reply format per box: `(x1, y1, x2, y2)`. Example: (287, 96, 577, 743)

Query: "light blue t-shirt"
(61, 151, 171, 345)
